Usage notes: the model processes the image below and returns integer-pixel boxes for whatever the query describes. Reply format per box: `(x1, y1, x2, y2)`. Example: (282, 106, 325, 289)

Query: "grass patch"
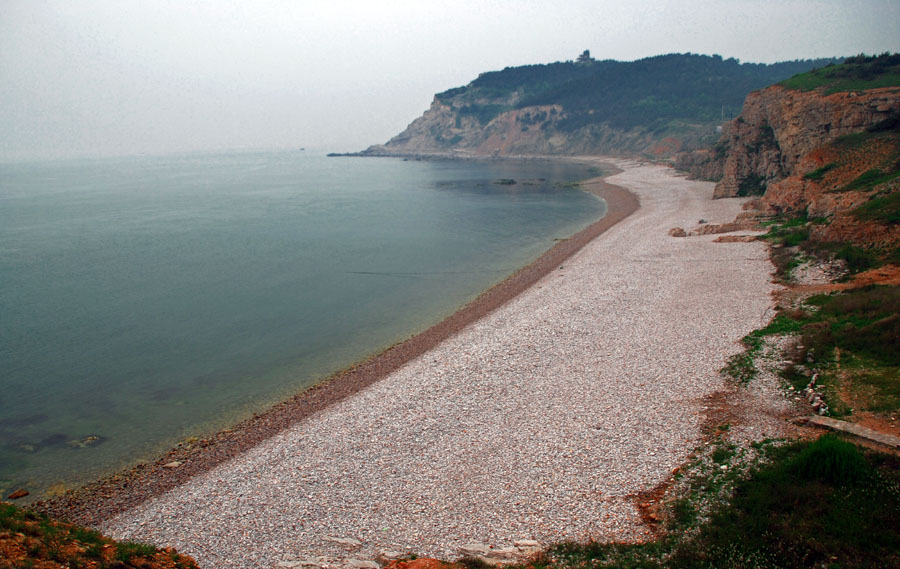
(793, 286, 900, 415)
(802, 161, 837, 181)
(842, 357, 900, 413)
(722, 312, 806, 383)
(115, 540, 160, 563)
(835, 168, 900, 193)
(760, 214, 820, 279)
(545, 435, 900, 569)
(727, 285, 899, 416)
(835, 243, 880, 273)
(795, 239, 882, 275)
(802, 285, 900, 367)
(780, 52, 900, 93)
(0, 501, 199, 568)
(854, 189, 900, 224)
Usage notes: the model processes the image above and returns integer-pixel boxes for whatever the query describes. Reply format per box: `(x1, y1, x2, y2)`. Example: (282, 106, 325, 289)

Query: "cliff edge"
(678, 54, 900, 254)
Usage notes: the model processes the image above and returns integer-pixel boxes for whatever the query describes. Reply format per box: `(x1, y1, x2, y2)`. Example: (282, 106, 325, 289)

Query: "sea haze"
(0, 151, 605, 499)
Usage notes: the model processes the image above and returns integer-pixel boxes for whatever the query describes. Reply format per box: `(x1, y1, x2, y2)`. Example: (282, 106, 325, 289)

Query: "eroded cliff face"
(696, 85, 900, 198)
(680, 83, 900, 253)
(362, 97, 716, 159)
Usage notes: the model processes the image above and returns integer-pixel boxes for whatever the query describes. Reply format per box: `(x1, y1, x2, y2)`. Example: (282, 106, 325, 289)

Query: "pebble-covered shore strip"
(102, 161, 779, 568)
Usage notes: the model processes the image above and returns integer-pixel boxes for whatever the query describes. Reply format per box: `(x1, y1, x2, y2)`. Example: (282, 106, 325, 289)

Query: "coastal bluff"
(676, 54, 900, 253)
(351, 54, 833, 160)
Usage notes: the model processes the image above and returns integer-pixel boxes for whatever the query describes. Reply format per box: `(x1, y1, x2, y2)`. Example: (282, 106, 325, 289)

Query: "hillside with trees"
(360, 53, 838, 158)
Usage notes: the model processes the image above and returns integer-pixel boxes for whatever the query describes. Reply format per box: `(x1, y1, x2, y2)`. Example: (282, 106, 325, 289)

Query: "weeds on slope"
(528, 435, 900, 569)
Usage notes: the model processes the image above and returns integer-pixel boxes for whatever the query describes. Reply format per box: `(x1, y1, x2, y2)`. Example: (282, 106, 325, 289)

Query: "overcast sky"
(2, 0, 898, 161)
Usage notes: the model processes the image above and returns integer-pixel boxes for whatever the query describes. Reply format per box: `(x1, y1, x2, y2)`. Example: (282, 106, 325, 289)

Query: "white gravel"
(102, 161, 778, 568)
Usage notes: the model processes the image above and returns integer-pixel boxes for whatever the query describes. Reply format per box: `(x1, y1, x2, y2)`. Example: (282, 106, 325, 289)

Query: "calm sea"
(0, 151, 605, 500)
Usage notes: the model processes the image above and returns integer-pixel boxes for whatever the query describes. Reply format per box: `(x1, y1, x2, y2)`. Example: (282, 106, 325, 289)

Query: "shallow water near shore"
(0, 151, 605, 500)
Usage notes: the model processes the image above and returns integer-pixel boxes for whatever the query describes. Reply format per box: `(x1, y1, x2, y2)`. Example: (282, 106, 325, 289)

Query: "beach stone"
(345, 560, 381, 569)
(324, 536, 363, 548)
(459, 543, 491, 557)
(514, 539, 542, 554)
(7, 489, 29, 500)
(162, 461, 183, 468)
(668, 227, 687, 237)
(488, 547, 520, 559)
(375, 551, 406, 563)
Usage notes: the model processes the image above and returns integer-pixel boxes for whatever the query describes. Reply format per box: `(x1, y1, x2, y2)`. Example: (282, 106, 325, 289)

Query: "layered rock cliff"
(363, 97, 717, 158)
(680, 55, 900, 253)
(685, 85, 900, 198)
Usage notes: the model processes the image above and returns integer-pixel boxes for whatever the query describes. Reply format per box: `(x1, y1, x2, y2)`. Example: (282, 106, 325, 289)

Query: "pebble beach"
(101, 161, 779, 568)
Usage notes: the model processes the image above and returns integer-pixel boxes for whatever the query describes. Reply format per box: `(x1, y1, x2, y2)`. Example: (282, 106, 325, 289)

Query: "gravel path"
(103, 161, 777, 568)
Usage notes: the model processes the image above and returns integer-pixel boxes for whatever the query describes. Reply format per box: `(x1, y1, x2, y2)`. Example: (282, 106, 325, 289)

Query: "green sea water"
(0, 151, 605, 500)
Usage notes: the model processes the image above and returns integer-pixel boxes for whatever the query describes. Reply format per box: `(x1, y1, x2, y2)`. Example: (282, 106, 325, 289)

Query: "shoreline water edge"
(36, 157, 638, 525)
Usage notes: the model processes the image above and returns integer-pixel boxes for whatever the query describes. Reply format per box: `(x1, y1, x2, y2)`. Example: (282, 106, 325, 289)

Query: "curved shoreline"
(38, 162, 639, 526)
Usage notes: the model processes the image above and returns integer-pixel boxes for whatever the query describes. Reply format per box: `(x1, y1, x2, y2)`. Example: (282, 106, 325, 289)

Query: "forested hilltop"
(359, 53, 837, 158)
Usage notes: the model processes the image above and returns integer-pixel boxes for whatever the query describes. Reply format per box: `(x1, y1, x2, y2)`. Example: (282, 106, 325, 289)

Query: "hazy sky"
(2, 0, 898, 161)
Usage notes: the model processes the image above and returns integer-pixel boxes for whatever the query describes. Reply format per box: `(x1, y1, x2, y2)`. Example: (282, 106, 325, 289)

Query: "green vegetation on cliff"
(542, 436, 900, 569)
(437, 53, 836, 131)
(780, 52, 900, 93)
(0, 502, 199, 568)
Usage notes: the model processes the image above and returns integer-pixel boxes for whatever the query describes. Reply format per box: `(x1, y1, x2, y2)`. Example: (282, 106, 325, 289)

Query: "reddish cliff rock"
(704, 85, 900, 198)
(677, 72, 900, 256)
(674, 147, 724, 181)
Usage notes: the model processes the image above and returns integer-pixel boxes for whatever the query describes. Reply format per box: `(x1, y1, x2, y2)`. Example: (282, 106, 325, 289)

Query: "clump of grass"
(854, 189, 900, 224)
(115, 540, 160, 563)
(711, 443, 737, 464)
(722, 313, 806, 384)
(0, 501, 200, 568)
(779, 362, 809, 391)
(835, 168, 900, 193)
(803, 162, 837, 180)
(837, 243, 879, 273)
(790, 434, 871, 484)
(723, 351, 758, 383)
(760, 214, 817, 280)
(458, 556, 492, 569)
(802, 285, 900, 367)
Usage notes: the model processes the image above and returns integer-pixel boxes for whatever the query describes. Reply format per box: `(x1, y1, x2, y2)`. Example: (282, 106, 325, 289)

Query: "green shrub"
(115, 541, 159, 563)
(837, 168, 900, 193)
(802, 162, 837, 180)
(854, 190, 900, 224)
(802, 285, 900, 366)
(836, 243, 878, 273)
(790, 434, 871, 484)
